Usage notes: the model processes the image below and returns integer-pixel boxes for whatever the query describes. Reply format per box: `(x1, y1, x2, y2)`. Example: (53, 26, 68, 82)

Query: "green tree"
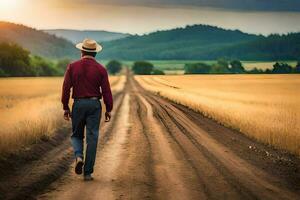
(132, 61, 153, 75)
(265, 69, 272, 74)
(0, 42, 32, 76)
(209, 59, 230, 74)
(210, 64, 230, 74)
(56, 58, 71, 75)
(107, 60, 122, 75)
(30, 56, 57, 76)
(184, 63, 211, 74)
(152, 69, 165, 75)
(295, 61, 300, 73)
(0, 68, 7, 77)
(217, 58, 229, 68)
(230, 60, 245, 73)
(272, 62, 292, 74)
(248, 67, 264, 74)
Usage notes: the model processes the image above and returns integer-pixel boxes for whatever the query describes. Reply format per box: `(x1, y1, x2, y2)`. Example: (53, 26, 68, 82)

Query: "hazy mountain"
(44, 29, 130, 44)
(0, 22, 77, 59)
(101, 24, 300, 61)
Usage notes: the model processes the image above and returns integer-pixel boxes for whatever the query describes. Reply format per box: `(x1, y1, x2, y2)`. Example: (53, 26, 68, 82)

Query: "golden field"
(135, 75, 300, 155)
(0, 76, 124, 156)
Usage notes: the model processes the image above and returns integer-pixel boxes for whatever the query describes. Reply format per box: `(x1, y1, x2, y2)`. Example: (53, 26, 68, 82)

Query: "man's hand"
(105, 112, 111, 122)
(64, 110, 72, 121)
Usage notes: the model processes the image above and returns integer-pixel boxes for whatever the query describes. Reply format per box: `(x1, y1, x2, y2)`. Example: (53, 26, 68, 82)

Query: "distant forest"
(101, 25, 300, 61)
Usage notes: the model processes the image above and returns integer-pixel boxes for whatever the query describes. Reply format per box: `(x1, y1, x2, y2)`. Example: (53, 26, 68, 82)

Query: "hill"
(101, 25, 300, 61)
(209, 33, 300, 60)
(44, 29, 130, 44)
(0, 22, 77, 59)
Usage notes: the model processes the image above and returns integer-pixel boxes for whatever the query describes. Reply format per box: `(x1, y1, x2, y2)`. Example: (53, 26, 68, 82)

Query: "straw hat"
(76, 38, 102, 53)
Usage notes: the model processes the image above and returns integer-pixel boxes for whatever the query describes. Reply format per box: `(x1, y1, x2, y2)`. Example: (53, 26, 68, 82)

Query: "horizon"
(42, 26, 300, 37)
(0, 0, 300, 36)
(3, 20, 300, 37)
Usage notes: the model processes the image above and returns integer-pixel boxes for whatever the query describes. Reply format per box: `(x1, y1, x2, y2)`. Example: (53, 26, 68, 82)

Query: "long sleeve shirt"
(61, 56, 113, 112)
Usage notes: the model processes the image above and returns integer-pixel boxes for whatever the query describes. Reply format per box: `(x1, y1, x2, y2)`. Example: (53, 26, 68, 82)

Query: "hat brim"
(76, 43, 102, 53)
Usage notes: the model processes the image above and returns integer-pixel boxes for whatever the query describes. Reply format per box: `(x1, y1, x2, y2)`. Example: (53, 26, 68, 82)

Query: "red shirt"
(61, 57, 113, 112)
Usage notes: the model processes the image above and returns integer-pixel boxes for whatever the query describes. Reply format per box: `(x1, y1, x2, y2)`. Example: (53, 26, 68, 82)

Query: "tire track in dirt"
(145, 96, 245, 199)
(133, 77, 299, 200)
(112, 86, 155, 200)
(137, 94, 205, 200)
(1, 133, 73, 200)
(145, 94, 257, 199)
(132, 79, 243, 199)
(155, 96, 297, 199)
(128, 77, 205, 200)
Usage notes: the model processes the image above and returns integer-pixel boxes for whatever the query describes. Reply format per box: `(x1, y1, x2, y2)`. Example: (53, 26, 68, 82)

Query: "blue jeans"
(71, 99, 102, 175)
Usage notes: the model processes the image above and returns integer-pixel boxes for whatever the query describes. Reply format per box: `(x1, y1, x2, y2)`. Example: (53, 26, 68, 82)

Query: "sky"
(0, 0, 300, 35)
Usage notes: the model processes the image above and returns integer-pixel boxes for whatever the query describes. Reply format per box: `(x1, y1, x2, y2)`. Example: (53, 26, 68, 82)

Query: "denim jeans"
(71, 99, 102, 175)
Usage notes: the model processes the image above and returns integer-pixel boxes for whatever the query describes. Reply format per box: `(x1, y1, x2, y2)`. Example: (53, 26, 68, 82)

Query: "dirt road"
(1, 75, 300, 200)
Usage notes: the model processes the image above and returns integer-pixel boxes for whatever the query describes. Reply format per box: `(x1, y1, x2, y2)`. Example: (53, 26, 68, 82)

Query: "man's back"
(62, 56, 113, 112)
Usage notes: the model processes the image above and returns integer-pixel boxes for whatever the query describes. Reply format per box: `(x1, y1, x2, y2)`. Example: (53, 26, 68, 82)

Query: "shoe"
(84, 174, 94, 181)
(75, 157, 84, 175)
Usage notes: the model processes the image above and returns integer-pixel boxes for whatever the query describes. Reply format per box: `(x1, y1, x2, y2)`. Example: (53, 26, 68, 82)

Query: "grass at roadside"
(0, 76, 124, 156)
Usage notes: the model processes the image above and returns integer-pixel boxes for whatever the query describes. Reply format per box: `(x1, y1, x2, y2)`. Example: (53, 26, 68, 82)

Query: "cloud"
(71, 0, 300, 12)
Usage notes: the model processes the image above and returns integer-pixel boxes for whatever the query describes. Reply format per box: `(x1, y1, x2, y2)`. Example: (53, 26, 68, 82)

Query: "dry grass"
(0, 76, 123, 156)
(136, 74, 300, 156)
(111, 75, 126, 93)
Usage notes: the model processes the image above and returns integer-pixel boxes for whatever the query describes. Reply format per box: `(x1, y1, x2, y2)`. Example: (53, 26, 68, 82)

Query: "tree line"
(129, 59, 300, 75)
(107, 60, 164, 75)
(1, 42, 299, 77)
(184, 59, 300, 74)
(0, 42, 124, 77)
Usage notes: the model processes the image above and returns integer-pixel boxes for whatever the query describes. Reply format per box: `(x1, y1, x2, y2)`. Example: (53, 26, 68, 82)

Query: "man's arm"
(61, 64, 72, 120)
(100, 69, 113, 121)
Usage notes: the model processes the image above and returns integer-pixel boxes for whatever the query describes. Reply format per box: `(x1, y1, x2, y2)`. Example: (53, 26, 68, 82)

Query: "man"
(61, 38, 113, 181)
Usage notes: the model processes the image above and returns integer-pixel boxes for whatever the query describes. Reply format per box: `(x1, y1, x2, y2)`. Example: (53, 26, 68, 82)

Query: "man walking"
(61, 38, 113, 181)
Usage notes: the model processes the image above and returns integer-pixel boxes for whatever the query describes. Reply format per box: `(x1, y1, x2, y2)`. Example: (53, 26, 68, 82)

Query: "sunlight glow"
(0, 0, 299, 35)
(0, 0, 19, 12)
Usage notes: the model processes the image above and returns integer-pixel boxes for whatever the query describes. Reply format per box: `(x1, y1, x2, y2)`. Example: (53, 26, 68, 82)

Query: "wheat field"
(135, 74, 300, 156)
(0, 76, 124, 156)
